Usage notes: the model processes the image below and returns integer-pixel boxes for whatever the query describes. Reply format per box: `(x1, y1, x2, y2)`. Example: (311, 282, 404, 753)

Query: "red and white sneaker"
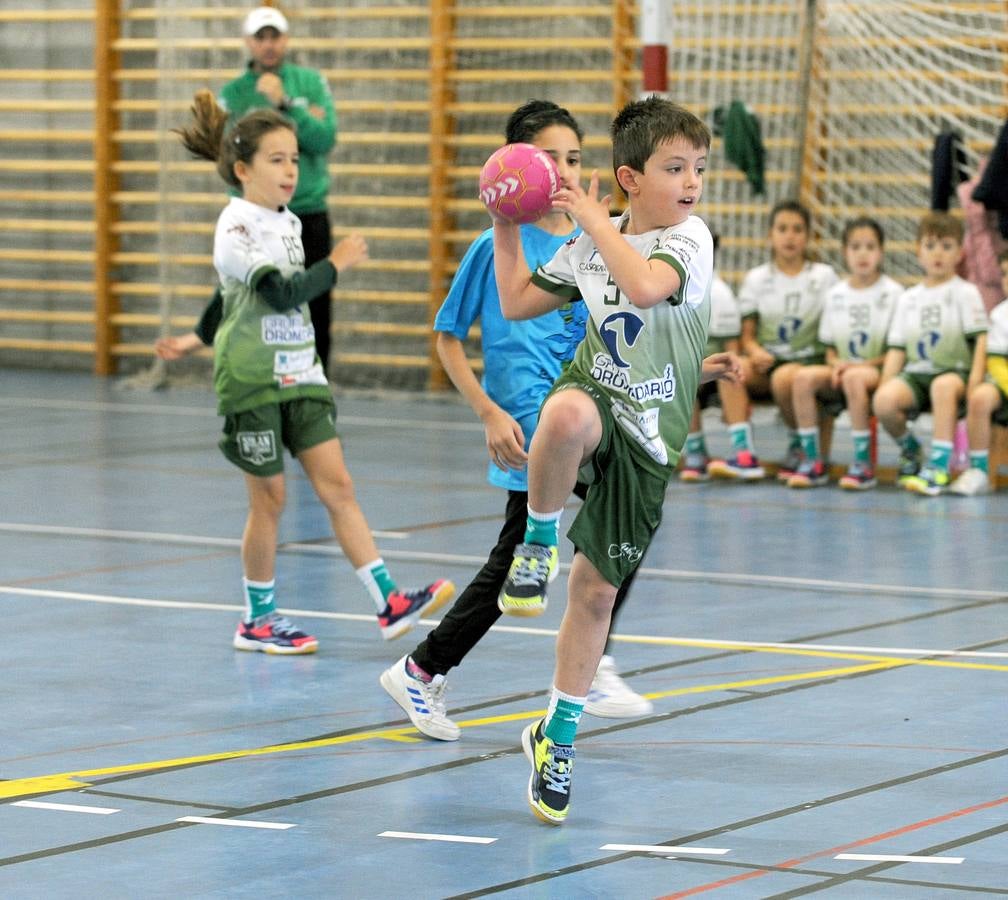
(378, 579, 455, 640)
(233, 612, 318, 655)
(787, 458, 829, 488)
(776, 446, 805, 482)
(839, 462, 877, 491)
(708, 449, 765, 480)
(679, 454, 710, 482)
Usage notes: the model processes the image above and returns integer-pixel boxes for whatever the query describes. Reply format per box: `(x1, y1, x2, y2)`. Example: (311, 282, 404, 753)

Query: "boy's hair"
(998, 247, 1008, 266)
(174, 89, 294, 189)
(917, 210, 964, 244)
(611, 95, 710, 184)
(505, 99, 583, 145)
(769, 199, 810, 232)
(842, 215, 885, 247)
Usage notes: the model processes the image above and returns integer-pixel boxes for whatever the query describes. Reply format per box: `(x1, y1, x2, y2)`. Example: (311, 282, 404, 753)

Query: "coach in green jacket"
(219, 6, 339, 375)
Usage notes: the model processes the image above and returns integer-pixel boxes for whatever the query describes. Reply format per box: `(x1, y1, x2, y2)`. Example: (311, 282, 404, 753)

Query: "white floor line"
(600, 843, 730, 855)
(379, 830, 496, 844)
(0, 396, 484, 432)
(1, 521, 1003, 602)
(13, 800, 119, 815)
(176, 816, 295, 830)
(1, 585, 1006, 660)
(835, 853, 964, 864)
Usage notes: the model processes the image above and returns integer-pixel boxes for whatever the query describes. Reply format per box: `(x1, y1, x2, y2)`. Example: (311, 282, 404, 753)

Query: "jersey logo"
(599, 311, 645, 368)
(847, 330, 870, 359)
(916, 330, 941, 360)
(777, 316, 802, 343)
(237, 431, 277, 466)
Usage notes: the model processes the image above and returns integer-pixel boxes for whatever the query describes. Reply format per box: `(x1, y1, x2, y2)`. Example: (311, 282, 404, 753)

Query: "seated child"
(873, 211, 989, 496)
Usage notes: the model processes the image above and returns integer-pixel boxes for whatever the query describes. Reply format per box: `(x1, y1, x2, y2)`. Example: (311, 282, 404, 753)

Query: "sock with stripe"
(357, 559, 398, 612)
(729, 421, 754, 452)
(524, 506, 562, 547)
(928, 439, 952, 473)
(851, 429, 871, 464)
(243, 577, 276, 624)
(543, 687, 586, 746)
(969, 450, 989, 473)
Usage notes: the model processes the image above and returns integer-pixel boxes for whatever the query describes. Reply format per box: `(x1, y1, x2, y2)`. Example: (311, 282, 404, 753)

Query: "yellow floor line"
(611, 635, 1008, 672)
(0, 658, 910, 802)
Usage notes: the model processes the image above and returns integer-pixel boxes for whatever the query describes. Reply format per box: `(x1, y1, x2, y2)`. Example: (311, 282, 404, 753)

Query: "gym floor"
(1, 370, 1005, 899)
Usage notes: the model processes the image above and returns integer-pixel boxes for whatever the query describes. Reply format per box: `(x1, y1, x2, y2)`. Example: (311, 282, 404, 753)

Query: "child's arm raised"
(551, 171, 680, 309)
(492, 220, 564, 321)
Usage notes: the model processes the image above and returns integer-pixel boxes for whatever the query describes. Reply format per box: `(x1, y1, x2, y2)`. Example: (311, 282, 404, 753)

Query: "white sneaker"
(950, 467, 992, 496)
(380, 655, 460, 741)
(584, 655, 654, 718)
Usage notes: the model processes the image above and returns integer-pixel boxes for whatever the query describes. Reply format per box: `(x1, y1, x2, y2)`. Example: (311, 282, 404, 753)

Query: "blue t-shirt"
(434, 222, 587, 490)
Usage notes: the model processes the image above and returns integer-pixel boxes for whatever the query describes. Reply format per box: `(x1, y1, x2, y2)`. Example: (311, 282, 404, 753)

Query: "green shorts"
(816, 385, 846, 418)
(898, 372, 967, 419)
(219, 397, 338, 476)
(548, 375, 670, 588)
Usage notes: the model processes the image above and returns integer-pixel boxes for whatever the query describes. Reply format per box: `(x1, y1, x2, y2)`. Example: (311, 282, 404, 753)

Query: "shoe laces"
(510, 545, 552, 588)
(414, 674, 449, 716)
(257, 613, 300, 636)
(542, 744, 574, 795)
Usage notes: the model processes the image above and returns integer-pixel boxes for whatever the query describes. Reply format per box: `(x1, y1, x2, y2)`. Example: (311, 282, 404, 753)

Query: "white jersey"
(886, 275, 989, 375)
(212, 196, 328, 414)
(706, 275, 741, 354)
(533, 212, 713, 472)
(818, 274, 902, 363)
(738, 261, 839, 361)
(987, 298, 1008, 357)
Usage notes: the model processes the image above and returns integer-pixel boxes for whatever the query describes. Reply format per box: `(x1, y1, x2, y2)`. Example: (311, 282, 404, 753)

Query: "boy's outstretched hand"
(549, 170, 612, 234)
(700, 351, 744, 385)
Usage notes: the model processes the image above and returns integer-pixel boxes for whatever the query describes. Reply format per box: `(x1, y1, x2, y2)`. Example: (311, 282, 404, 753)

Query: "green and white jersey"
(212, 197, 329, 414)
(886, 275, 989, 375)
(818, 274, 902, 363)
(532, 212, 714, 474)
(707, 274, 741, 355)
(738, 261, 839, 361)
(987, 298, 1008, 357)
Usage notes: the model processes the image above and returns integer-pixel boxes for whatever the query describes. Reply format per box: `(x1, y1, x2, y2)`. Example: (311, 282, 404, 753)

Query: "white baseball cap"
(243, 7, 289, 36)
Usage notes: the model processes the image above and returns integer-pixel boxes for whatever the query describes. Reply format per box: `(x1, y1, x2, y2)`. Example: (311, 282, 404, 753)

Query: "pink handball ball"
(479, 142, 561, 224)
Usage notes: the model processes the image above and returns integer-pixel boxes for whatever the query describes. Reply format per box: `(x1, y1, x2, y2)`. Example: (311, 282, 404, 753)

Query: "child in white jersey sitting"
(734, 200, 839, 480)
(785, 217, 902, 489)
(873, 211, 989, 496)
(680, 233, 765, 482)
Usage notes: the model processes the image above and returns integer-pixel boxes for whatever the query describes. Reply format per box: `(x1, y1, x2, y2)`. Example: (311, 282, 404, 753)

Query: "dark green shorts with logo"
(219, 397, 338, 476)
(548, 375, 670, 588)
(898, 371, 967, 419)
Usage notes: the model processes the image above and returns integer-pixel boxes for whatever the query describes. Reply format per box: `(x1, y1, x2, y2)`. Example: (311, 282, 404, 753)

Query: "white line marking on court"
(0, 521, 1002, 601)
(835, 853, 964, 864)
(0, 397, 485, 432)
(601, 843, 730, 855)
(379, 830, 496, 844)
(176, 816, 295, 830)
(13, 800, 119, 815)
(1, 585, 1006, 660)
